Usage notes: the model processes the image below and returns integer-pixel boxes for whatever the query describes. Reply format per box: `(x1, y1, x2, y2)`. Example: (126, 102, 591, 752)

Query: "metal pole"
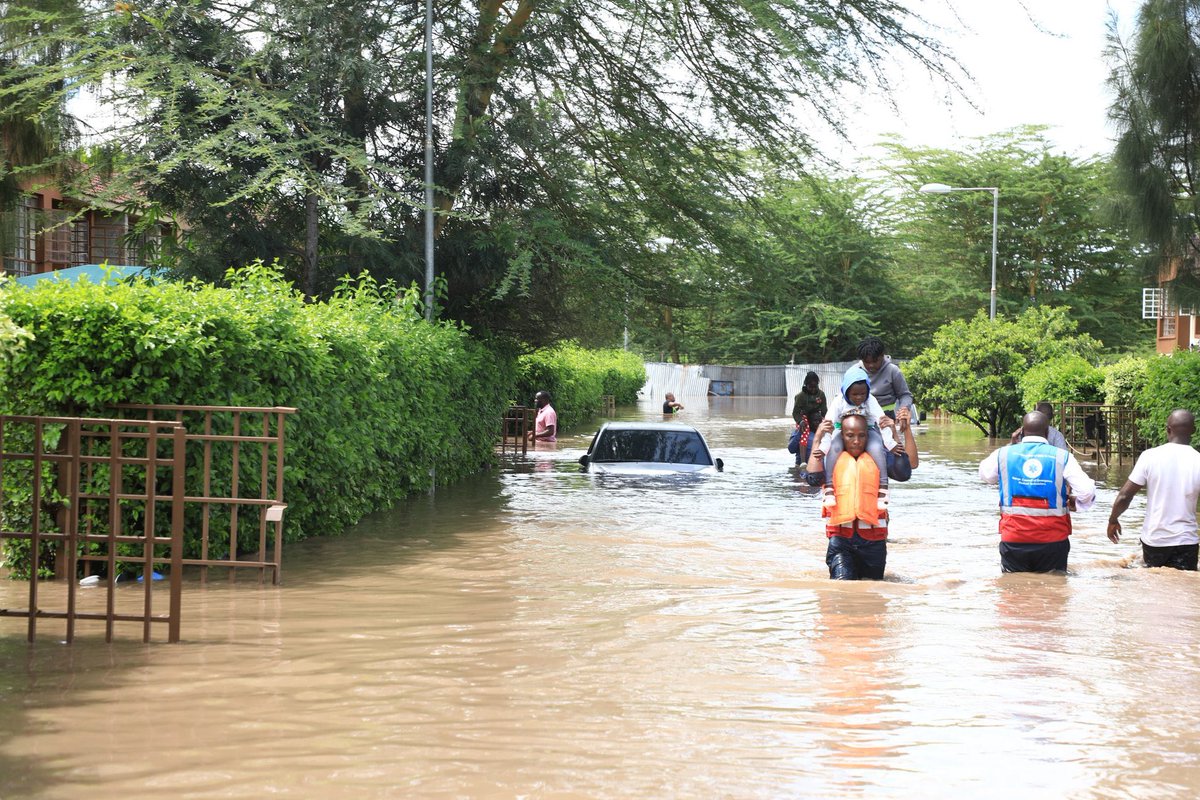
(989, 188, 998, 321)
(423, 0, 435, 322)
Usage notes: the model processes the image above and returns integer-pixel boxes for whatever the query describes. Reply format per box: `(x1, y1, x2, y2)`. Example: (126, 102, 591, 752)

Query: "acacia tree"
(1107, 0, 1200, 301)
(880, 128, 1148, 351)
(0, 0, 81, 239)
(655, 172, 907, 363)
(906, 306, 1100, 437)
(1, 0, 960, 338)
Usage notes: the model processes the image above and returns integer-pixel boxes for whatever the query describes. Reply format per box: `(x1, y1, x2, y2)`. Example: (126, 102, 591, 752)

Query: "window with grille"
(45, 209, 72, 264)
(3, 195, 39, 277)
(90, 213, 125, 264)
(71, 216, 90, 266)
(1163, 314, 1177, 337)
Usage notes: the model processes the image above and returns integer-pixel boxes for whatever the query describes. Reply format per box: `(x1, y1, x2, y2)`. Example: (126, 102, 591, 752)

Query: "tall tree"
(880, 128, 1150, 351)
(906, 306, 1101, 437)
(0, 0, 80, 244)
(1107, 0, 1200, 303)
(652, 171, 906, 363)
(1, 1, 960, 338)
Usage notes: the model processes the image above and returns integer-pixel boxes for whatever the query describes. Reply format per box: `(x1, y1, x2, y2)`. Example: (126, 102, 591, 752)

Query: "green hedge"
(1103, 355, 1150, 408)
(515, 343, 645, 431)
(0, 265, 516, 569)
(1019, 355, 1104, 409)
(1135, 351, 1200, 447)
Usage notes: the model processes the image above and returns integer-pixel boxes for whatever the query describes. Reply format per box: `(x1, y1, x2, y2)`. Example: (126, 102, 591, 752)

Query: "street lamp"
(423, 0, 435, 322)
(919, 182, 999, 320)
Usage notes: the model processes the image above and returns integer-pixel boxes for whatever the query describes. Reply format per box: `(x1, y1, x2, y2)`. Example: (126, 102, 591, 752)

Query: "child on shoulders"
(810, 365, 896, 509)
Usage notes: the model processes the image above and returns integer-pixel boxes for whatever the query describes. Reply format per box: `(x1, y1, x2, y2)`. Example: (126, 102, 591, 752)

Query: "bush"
(1135, 351, 1200, 446)
(1019, 355, 1103, 409)
(515, 343, 645, 430)
(907, 306, 1100, 436)
(1103, 355, 1150, 407)
(0, 265, 517, 572)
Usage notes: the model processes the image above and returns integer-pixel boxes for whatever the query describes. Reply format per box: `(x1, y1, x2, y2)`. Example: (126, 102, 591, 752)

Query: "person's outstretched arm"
(1107, 479, 1144, 543)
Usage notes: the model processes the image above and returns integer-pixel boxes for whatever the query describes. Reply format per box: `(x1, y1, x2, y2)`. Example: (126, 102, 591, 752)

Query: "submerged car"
(578, 421, 723, 474)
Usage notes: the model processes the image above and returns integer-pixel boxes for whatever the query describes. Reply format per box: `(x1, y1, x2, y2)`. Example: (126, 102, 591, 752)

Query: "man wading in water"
(807, 413, 889, 580)
(979, 410, 1096, 573)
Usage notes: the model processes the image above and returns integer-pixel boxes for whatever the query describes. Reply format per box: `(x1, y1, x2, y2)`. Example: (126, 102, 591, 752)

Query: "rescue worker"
(806, 413, 889, 580)
(978, 410, 1096, 573)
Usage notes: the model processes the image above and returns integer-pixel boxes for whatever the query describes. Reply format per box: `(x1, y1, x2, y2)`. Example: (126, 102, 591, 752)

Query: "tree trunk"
(434, 0, 538, 238)
(662, 306, 680, 363)
(304, 190, 319, 298)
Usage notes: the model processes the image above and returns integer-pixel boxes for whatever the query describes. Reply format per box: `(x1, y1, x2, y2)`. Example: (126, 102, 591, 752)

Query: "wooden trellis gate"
(0, 415, 186, 643)
(116, 404, 294, 586)
(0, 404, 295, 643)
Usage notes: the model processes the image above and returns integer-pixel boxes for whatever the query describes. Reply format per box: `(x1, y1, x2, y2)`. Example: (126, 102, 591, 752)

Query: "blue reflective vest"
(999, 441, 1069, 509)
(997, 441, 1071, 542)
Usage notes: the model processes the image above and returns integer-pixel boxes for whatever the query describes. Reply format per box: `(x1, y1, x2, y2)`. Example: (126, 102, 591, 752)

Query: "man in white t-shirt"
(1107, 409, 1200, 570)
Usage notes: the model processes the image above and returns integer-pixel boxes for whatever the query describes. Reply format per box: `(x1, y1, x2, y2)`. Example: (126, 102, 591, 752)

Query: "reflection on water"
(0, 397, 1198, 798)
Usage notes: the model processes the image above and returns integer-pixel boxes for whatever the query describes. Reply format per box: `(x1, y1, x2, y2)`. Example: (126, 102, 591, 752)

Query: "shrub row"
(1133, 350, 1200, 447)
(0, 266, 516, 558)
(0, 268, 648, 575)
(514, 343, 645, 430)
(1016, 349, 1200, 448)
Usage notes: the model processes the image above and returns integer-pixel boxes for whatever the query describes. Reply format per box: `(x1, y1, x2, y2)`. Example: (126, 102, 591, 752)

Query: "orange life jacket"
(823, 452, 880, 527)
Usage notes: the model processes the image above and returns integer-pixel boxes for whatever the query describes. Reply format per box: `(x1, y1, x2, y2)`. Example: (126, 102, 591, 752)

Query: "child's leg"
(821, 431, 844, 506)
(824, 429, 844, 469)
(867, 429, 888, 490)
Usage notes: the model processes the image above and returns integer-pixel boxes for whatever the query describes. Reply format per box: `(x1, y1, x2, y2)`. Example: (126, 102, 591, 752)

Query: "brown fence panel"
(501, 406, 535, 454)
(1057, 403, 1142, 466)
(0, 416, 186, 643)
(115, 404, 295, 585)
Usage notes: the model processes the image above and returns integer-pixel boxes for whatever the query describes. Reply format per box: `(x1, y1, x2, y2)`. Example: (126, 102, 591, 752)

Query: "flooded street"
(2, 397, 1199, 798)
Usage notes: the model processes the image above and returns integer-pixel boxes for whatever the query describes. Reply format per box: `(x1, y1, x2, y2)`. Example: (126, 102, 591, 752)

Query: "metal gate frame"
(501, 406, 535, 454)
(116, 404, 294, 585)
(0, 416, 186, 643)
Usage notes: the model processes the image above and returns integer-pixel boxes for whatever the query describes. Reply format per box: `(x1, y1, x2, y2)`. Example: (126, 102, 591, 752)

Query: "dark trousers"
(826, 533, 887, 580)
(1142, 542, 1200, 571)
(999, 539, 1070, 573)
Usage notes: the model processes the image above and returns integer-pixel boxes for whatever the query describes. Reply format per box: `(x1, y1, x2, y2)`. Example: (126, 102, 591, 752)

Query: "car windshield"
(591, 429, 712, 465)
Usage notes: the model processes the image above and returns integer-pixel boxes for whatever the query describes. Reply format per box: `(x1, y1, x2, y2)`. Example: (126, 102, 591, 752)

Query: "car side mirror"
(578, 454, 590, 467)
(715, 458, 724, 472)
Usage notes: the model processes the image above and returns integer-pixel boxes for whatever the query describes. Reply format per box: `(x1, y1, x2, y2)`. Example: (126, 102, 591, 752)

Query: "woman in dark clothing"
(790, 371, 827, 465)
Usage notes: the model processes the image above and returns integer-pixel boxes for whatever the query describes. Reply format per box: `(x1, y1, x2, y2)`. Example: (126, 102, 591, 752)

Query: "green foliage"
(906, 306, 1100, 437)
(1103, 355, 1151, 407)
(0, 265, 517, 572)
(1107, 0, 1200, 304)
(660, 173, 906, 363)
(2, 0, 959, 341)
(1019, 355, 1104, 408)
(515, 343, 646, 430)
(881, 128, 1151, 352)
(1135, 351, 1200, 446)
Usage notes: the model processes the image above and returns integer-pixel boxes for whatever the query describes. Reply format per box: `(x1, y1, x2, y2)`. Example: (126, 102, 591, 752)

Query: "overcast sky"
(819, 0, 1145, 165)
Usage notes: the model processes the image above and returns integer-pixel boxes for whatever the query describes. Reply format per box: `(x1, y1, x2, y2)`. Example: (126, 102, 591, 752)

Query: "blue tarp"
(9, 264, 152, 288)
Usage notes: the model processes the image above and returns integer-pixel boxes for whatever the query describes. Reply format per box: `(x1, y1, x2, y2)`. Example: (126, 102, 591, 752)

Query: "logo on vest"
(1022, 458, 1044, 479)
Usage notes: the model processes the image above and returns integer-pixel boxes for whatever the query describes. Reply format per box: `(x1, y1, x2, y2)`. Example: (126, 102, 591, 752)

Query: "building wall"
(1157, 313, 1198, 354)
(1, 188, 164, 278)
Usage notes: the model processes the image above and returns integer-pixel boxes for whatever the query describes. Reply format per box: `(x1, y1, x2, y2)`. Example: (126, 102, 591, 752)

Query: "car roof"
(596, 421, 703, 433)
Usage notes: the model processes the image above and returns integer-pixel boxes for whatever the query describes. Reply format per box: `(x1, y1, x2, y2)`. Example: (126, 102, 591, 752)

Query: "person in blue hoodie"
(809, 366, 896, 510)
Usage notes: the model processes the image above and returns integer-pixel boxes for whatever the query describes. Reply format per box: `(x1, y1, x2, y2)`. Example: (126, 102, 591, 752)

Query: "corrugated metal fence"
(642, 362, 859, 416)
(641, 361, 915, 418)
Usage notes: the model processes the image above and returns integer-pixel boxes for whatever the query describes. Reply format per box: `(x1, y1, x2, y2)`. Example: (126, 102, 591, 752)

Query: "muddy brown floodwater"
(1, 397, 1198, 798)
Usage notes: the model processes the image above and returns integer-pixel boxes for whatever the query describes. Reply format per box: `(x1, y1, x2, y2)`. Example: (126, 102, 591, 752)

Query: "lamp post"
(423, 0, 435, 322)
(919, 182, 999, 320)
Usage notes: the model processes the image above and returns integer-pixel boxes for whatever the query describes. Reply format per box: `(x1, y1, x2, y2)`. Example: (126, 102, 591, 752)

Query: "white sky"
(820, 0, 1145, 164)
